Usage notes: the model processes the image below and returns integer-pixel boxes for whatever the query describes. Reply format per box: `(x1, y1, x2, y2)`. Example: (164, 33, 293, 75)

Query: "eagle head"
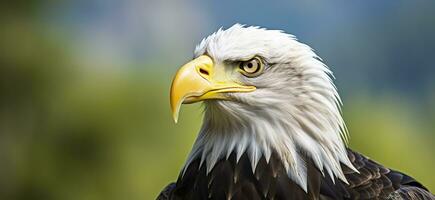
(170, 24, 356, 191)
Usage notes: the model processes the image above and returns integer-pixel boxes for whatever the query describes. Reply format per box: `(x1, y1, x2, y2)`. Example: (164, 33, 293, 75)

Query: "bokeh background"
(1, 0, 434, 199)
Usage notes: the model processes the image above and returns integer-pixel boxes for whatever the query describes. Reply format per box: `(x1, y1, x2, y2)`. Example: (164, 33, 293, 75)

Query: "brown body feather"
(157, 149, 433, 200)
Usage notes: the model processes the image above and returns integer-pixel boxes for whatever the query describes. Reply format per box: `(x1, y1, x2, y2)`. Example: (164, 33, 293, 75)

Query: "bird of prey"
(158, 24, 434, 200)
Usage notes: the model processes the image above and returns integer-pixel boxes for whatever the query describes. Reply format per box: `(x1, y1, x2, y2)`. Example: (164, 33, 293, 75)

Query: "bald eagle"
(158, 24, 433, 200)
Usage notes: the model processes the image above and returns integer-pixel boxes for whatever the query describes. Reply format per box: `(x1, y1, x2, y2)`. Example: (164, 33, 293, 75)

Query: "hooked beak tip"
(172, 113, 179, 124)
(171, 99, 181, 124)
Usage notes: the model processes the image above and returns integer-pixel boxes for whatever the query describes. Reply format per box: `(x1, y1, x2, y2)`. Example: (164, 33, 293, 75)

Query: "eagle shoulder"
(321, 149, 434, 200)
(156, 183, 175, 200)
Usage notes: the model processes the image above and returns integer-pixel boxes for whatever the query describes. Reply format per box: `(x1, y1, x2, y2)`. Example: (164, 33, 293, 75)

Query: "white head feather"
(183, 24, 357, 192)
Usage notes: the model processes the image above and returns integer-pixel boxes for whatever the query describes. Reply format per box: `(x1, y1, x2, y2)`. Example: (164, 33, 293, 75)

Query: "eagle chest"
(170, 152, 322, 200)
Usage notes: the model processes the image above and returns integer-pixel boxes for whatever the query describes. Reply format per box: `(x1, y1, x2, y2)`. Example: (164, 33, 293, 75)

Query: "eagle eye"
(239, 57, 264, 77)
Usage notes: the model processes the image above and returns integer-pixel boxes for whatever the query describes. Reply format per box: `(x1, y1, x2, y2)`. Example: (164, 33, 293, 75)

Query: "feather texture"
(158, 149, 433, 200)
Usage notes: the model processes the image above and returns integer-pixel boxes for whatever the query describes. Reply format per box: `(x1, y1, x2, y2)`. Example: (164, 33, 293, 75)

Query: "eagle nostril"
(199, 68, 209, 76)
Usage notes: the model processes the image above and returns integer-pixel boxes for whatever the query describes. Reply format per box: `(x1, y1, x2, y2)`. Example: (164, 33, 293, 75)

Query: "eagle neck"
(182, 99, 356, 192)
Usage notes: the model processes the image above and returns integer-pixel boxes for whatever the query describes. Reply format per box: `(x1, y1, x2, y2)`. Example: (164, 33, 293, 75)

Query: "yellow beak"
(170, 55, 256, 123)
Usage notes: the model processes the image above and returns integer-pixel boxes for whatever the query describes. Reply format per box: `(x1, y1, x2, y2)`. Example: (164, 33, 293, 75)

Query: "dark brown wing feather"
(157, 149, 433, 200)
(319, 149, 434, 200)
(157, 183, 175, 200)
(387, 186, 434, 200)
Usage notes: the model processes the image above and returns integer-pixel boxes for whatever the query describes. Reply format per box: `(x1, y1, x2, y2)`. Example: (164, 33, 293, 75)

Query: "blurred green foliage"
(0, 1, 434, 200)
